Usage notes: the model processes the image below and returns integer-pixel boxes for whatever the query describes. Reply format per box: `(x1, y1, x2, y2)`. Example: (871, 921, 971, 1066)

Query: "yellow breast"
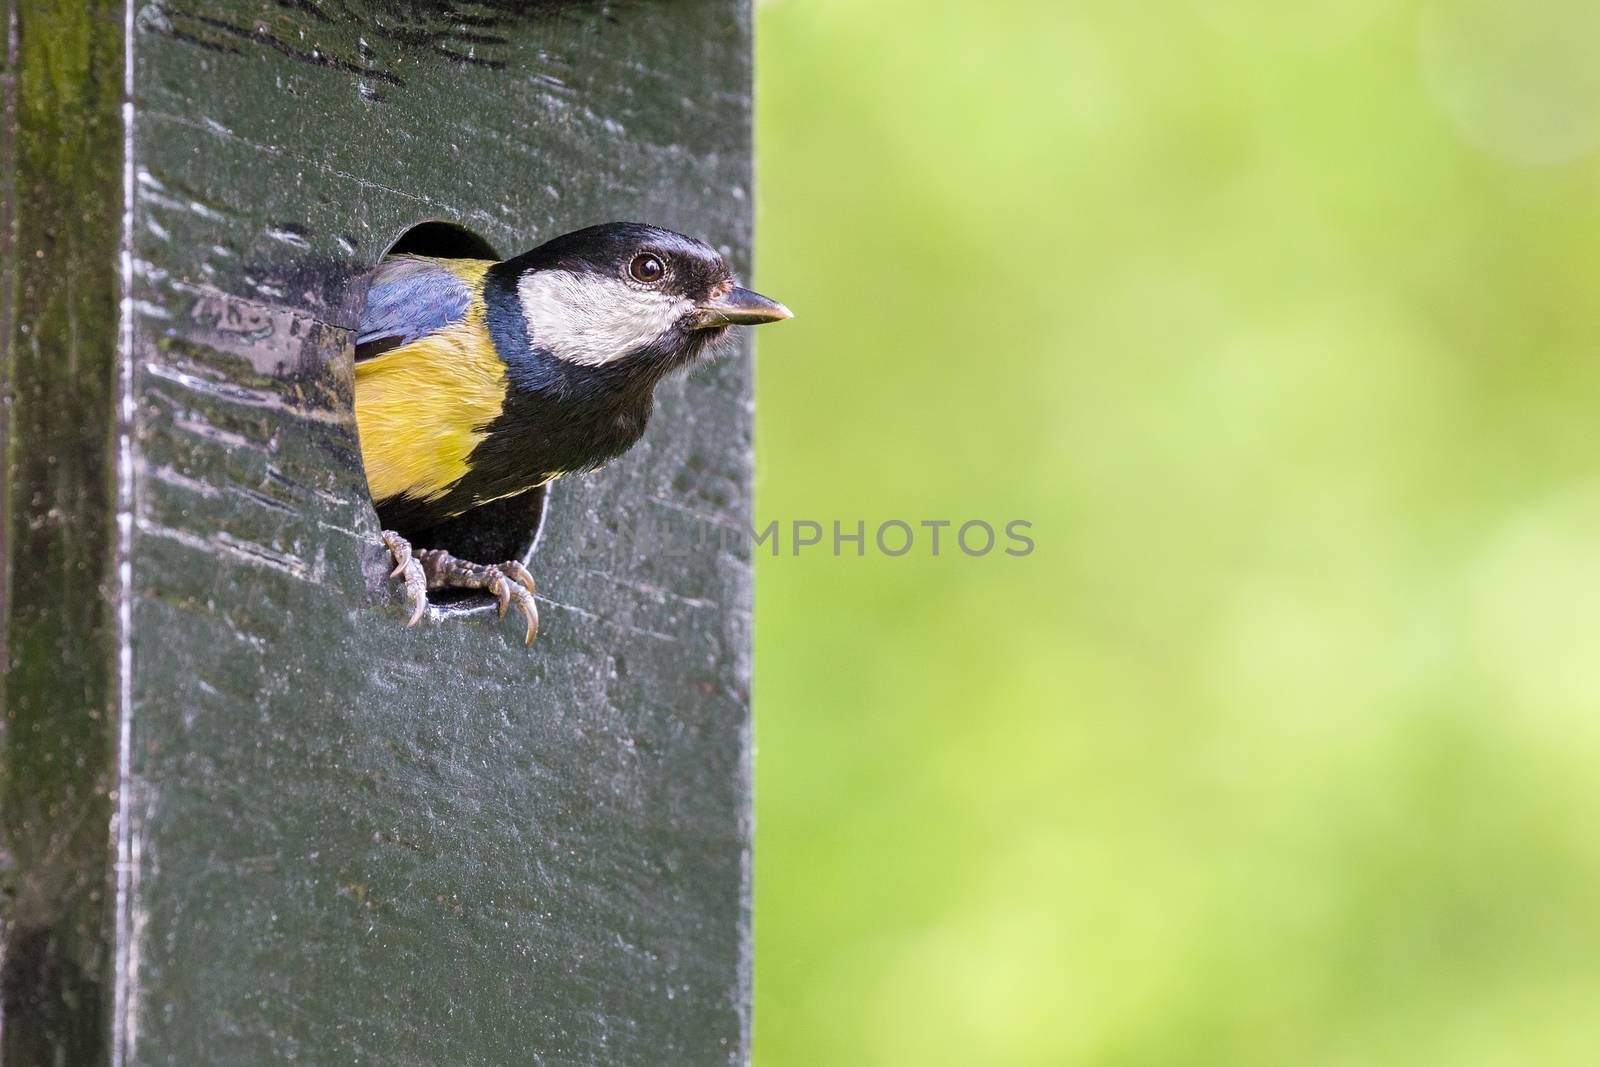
(354, 262, 507, 505)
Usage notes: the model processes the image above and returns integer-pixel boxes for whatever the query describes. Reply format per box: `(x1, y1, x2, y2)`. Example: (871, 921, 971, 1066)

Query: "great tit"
(354, 221, 791, 644)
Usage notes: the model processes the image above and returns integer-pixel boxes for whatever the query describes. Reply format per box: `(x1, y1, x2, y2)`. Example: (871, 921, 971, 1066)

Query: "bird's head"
(493, 222, 791, 377)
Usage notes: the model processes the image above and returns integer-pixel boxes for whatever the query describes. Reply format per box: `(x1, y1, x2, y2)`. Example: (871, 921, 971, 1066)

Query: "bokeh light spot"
(1421, 0, 1600, 165)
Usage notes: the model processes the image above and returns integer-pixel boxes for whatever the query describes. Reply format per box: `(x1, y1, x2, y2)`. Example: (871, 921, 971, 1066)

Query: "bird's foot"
(420, 549, 539, 646)
(382, 530, 428, 627)
(381, 532, 539, 645)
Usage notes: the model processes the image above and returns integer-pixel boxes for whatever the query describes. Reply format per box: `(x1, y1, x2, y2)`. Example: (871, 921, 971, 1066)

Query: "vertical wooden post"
(1, 1, 126, 1062)
(2, 2, 756, 1062)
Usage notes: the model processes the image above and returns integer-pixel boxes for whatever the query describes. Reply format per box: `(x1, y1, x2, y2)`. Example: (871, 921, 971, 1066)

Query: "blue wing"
(355, 255, 476, 360)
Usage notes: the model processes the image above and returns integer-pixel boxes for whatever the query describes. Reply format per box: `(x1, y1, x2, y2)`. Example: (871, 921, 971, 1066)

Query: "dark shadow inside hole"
(360, 221, 549, 611)
(385, 220, 501, 261)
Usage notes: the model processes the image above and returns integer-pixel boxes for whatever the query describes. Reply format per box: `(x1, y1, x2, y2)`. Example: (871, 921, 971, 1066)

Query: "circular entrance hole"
(385, 221, 501, 261)
(357, 221, 549, 612)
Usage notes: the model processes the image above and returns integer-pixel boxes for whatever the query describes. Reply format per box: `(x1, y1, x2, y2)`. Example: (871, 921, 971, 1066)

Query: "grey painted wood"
(1, 1, 755, 1063)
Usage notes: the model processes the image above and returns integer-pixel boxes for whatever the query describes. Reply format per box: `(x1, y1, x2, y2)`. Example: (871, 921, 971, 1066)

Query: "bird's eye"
(629, 252, 666, 284)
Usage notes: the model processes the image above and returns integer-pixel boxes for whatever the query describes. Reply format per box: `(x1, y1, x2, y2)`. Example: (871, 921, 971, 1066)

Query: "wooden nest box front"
(0, 2, 756, 1062)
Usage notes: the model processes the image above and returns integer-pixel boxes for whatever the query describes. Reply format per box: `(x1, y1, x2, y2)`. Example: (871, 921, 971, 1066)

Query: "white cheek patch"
(516, 270, 692, 366)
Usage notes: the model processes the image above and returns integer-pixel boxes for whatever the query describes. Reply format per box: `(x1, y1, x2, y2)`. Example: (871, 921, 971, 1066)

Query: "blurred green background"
(750, 1, 1600, 1063)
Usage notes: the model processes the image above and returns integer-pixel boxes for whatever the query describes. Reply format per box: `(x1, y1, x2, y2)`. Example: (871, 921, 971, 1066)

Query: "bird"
(353, 221, 791, 645)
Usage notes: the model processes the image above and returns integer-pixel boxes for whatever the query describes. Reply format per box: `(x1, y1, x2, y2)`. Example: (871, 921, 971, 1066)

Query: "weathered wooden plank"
(2, 1, 754, 1062)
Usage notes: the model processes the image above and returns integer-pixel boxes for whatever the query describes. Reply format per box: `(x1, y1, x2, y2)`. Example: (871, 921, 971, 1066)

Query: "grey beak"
(691, 287, 794, 329)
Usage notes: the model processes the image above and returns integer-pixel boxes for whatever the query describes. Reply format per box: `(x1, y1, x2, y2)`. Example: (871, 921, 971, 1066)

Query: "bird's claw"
(381, 544, 539, 646)
(489, 571, 539, 645)
(504, 559, 536, 598)
(382, 530, 428, 626)
(510, 571, 538, 645)
(501, 562, 537, 643)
